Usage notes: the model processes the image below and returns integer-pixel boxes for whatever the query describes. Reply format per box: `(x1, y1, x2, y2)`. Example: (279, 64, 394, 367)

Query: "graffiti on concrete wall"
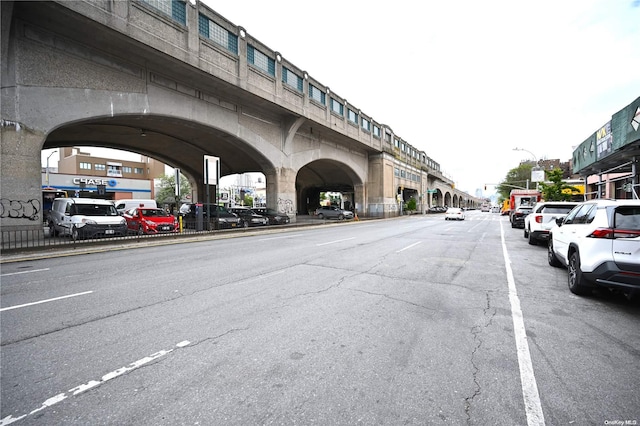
(278, 198, 294, 215)
(0, 198, 41, 221)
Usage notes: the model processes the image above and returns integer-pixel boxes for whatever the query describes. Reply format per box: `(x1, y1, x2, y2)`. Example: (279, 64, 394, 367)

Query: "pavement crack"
(286, 275, 349, 299)
(464, 291, 496, 423)
(188, 327, 250, 347)
(349, 288, 438, 312)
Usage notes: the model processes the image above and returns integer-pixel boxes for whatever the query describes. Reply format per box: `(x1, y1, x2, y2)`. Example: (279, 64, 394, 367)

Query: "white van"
(49, 198, 127, 239)
(114, 199, 157, 215)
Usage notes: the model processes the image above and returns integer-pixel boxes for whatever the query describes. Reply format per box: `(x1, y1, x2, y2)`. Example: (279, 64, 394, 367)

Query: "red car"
(123, 207, 179, 234)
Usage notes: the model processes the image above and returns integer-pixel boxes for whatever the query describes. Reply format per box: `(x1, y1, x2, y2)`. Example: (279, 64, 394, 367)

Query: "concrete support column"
(354, 183, 365, 218)
(0, 123, 46, 231)
(265, 167, 297, 221)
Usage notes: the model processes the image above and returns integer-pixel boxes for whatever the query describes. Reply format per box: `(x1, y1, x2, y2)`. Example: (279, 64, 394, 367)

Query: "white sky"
(43, 0, 640, 195)
(207, 0, 640, 195)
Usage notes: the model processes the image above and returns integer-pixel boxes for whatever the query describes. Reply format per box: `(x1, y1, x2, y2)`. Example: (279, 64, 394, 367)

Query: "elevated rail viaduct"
(1, 0, 482, 232)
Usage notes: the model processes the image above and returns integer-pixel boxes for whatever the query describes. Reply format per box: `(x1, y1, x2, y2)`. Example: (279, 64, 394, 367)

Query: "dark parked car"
(428, 206, 447, 213)
(253, 208, 291, 225)
(229, 207, 269, 227)
(179, 203, 243, 229)
(314, 205, 354, 220)
(511, 205, 532, 228)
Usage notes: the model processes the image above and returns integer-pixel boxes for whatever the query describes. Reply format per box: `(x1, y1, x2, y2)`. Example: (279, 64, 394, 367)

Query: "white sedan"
(445, 207, 465, 220)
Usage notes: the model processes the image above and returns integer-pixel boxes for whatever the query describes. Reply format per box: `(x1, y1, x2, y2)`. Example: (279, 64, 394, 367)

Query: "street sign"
(426, 189, 437, 194)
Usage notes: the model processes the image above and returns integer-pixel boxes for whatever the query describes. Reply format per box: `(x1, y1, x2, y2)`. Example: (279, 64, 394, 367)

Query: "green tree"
(496, 163, 533, 200)
(406, 197, 417, 212)
(538, 168, 580, 201)
(155, 173, 191, 207)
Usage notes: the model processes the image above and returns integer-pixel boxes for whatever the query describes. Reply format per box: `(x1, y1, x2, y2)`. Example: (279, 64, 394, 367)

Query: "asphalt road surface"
(1, 211, 639, 425)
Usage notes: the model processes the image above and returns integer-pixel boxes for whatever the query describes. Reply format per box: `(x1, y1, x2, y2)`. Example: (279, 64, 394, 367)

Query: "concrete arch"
(443, 191, 452, 207)
(296, 159, 365, 216)
(43, 113, 287, 202)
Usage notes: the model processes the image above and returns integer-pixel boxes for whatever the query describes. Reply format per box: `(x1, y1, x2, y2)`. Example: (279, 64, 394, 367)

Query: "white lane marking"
(1, 268, 50, 277)
(0, 341, 191, 426)
(0, 291, 93, 312)
(316, 237, 355, 246)
(500, 221, 546, 426)
(396, 241, 422, 253)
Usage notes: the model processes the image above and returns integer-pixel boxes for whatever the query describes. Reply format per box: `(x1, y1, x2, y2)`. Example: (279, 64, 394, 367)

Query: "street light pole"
(512, 147, 538, 166)
(513, 147, 542, 190)
(46, 150, 57, 186)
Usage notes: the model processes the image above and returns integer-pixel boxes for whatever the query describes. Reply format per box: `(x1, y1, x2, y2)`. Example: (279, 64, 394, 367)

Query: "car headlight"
(80, 219, 96, 225)
(144, 220, 157, 226)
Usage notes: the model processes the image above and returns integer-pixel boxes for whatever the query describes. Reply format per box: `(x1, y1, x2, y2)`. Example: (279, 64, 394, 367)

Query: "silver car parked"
(314, 205, 354, 220)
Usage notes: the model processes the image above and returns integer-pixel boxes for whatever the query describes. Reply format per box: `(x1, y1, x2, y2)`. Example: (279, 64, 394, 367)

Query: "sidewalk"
(1, 215, 373, 263)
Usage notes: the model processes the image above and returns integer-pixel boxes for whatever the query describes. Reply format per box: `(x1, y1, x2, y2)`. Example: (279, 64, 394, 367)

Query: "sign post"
(204, 156, 220, 230)
(174, 168, 182, 231)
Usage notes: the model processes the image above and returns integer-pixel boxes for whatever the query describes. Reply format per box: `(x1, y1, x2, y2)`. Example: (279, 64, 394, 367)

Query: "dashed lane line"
(0, 291, 93, 312)
(0, 341, 191, 425)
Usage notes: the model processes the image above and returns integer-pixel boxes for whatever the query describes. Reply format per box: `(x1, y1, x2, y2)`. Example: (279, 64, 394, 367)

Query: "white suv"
(524, 201, 580, 245)
(547, 199, 640, 297)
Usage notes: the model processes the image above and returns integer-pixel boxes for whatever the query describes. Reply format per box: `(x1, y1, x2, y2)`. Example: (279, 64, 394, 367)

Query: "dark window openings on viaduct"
(309, 84, 326, 105)
(283, 67, 303, 92)
(142, 0, 186, 25)
(331, 98, 344, 116)
(348, 109, 358, 124)
(394, 168, 421, 183)
(198, 14, 238, 54)
(362, 117, 371, 132)
(248, 45, 276, 76)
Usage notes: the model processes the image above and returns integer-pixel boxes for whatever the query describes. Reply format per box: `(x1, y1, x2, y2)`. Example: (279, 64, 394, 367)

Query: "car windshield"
(141, 209, 170, 217)
(72, 204, 118, 216)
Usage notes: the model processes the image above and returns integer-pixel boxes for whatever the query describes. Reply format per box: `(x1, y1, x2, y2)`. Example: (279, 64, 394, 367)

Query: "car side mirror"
(555, 217, 563, 227)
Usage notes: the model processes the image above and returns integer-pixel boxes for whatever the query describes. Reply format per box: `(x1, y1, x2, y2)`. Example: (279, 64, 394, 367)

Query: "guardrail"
(1, 222, 245, 254)
(0, 216, 331, 255)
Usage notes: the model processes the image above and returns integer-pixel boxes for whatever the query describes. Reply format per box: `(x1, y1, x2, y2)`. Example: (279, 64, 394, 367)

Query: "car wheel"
(317, 213, 324, 219)
(511, 221, 516, 228)
(568, 251, 591, 296)
(528, 230, 537, 245)
(138, 225, 144, 235)
(71, 226, 80, 241)
(243, 220, 249, 228)
(524, 227, 529, 238)
(338, 214, 344, 220)
(547, 239, 562, 267)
